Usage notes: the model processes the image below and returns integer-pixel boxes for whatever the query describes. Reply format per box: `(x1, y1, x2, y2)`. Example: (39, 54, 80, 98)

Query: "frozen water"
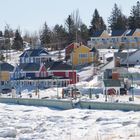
(0, 103, 140, 140)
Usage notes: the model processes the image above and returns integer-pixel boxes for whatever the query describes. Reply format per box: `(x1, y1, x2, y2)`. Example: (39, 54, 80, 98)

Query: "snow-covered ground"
(1, 49, 140, 140)
(0, 103, 140, 140)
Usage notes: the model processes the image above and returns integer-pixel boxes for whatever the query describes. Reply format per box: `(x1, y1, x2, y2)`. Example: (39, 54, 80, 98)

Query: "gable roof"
(114, 52, 128, 60)
(114, 50, 138, 61)
(103, 79, 121, 87)
(111, 29, 126, 37)
(0, 62, 14, 72)
(49, 61, 73, 70)
(125, 29, 136, 36)
(18, 63, 40, 71)
(44, 61, 54, 69)
(20, 48, 49, 57)
(92, 30, 104, 37)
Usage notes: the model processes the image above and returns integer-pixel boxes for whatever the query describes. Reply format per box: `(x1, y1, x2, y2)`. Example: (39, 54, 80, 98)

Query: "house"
(65, 42, 96, 66)
(11, 46, 79, 90)
(124, 29, 140, 48)
(19, 47, 52, 64)
(0, 62, 14, 93)
(114, 49, 140, 67)
(88, 29, 140, 49)
(87, 30, 110, 48)
(103, 79, 121, 98)
(48, 61, 79, 85)
(12, 61, 79, 89)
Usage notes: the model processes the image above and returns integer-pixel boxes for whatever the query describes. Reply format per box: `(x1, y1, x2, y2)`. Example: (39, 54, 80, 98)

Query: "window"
(31, 58, 33, 63)
(79, 53, 88, 58)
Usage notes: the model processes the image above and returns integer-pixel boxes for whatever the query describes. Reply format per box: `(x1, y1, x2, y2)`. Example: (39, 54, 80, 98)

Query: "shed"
(103, 79, 121, 96)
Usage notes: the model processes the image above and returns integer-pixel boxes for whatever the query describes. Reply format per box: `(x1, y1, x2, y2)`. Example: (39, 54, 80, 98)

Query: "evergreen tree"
(4, 29, 11, 50)
(65, 15, 75, 44)
(40, 22, 51, 49)
(3, 25, 14, 50)
(108, 3, 128, 30)
(89, 9, 106, 35)
(53, 24, 67, 50)
(80, 23, 89, 44)
(12, 29, 23, 50)
(0, 31, 3, 37)
(129, 1, 140, 29)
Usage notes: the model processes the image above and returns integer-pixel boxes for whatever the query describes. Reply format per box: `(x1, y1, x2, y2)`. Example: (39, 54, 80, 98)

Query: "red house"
(48, 61, 79, 85)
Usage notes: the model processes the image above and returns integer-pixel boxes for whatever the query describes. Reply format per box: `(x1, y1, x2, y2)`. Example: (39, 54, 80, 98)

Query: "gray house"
(114, 49, 140, 67)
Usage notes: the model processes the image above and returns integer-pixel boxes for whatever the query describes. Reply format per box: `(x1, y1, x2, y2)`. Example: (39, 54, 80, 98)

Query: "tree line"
(1, 1, 140, 52)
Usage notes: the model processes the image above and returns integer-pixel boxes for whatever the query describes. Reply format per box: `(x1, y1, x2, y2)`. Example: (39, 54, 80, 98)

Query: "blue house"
(19, 48, 52, 64)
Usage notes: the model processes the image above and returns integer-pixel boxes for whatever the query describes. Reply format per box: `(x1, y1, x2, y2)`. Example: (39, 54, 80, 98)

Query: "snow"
(1, 48, 140, 140)
(0, 103, 140, 140)
(3, 50, 22, 66)
(129, 67, 140, 73)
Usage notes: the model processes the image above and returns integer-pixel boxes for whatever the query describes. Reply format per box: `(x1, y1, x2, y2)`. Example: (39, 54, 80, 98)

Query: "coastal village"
(1, 1, 140, 140)
(1, 28, 140, 108)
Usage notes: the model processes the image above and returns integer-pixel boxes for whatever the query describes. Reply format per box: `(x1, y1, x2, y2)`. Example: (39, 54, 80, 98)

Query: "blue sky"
(0, 0, 138, 33)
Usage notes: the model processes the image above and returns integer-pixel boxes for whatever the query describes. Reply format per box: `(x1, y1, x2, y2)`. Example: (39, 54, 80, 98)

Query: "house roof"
(114, 50, 137, 62)
(49, 61, 73, 70)
(103, 79, 121, 87)
(0, 62, 14, 71)
(111, 29, 126, 36)
(114, 52, 128, 60)
(18, 63, 40, 71)
(44, 61, 54, 69)
(92, 30, 104, 37)
(125, 29, 136, 36)
(20, 48, 49, 57)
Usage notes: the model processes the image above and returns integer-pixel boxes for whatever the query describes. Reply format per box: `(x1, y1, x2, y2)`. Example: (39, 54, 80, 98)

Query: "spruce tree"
(65, 15, 75, 44)
(53, 24, 67, 50)
(129, 1, 140, 29)
(89, 9, 106, 35)
(40, 22, 51, 49)
(108, 3, 128, 30)
(12, 29, 23, 50)
(80, 23, 89, 44)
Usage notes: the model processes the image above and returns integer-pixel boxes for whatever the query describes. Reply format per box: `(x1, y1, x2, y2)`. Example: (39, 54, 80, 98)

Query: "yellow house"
(70, 43, 96, 66)
(88, 29, 140, 49)
(125, 29, 140, 48)
(0, 62, 14, 92)
(88, 30, 110, 48)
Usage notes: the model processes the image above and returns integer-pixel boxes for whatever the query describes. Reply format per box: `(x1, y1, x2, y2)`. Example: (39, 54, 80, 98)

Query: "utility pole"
(125, 36, 129, 72)
(131, 75, 134, 101)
